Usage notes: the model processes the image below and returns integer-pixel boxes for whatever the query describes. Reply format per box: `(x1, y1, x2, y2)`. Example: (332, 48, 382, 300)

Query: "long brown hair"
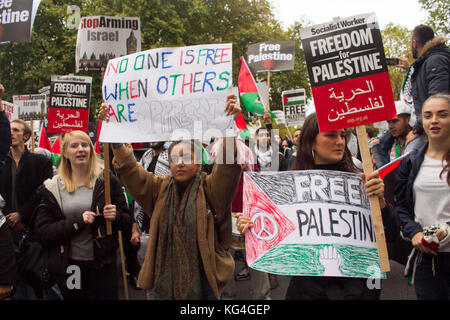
(425, 93, 450, 186)
(291, 113, 357, 173)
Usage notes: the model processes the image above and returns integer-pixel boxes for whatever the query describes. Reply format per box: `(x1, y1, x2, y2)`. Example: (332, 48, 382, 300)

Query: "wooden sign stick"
(355, 125, 390, 273)
(103, 142, 129, 299)
(118, 230, 129, 300)
(100, 71, 112, 236)
(30, 119, 35, 152)
(100, 71, 129, 299)
(103, 142, 112, 235)
(266, 71, 271, 111)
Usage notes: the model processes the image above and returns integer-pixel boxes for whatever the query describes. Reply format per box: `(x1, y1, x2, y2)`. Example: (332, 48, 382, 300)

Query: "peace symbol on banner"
(251, 211, 279, 241)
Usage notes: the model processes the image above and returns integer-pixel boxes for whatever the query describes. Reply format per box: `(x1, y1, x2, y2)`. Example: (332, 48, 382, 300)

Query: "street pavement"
(118, 258, 416, 300)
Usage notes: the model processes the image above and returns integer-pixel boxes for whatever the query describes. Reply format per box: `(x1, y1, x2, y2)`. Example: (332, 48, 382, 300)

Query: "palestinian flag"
(38, 125, 52, 152)
(377, 152, 410, 179)
(282, 89, 306, 107)
(95, 121, 102, 156)
(234, 113, 251, 139)
(51, 136, 62, 167)
(238, 57, 275, 118)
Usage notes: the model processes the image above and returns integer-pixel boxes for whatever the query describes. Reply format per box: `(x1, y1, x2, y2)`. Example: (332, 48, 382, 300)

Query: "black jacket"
(0, 225, 17, 286)
(0, 112, 15, 287)
(411, 36, 450, 134)
(393, 144, 428, 240)
(0, 111, 11, 170)
(33, 172, 132, 285)
(0, 148, 53, 226)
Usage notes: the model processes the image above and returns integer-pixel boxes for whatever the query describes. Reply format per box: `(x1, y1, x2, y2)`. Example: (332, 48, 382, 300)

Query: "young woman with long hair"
(34, 130, 131, 300)
(395, 93, 450, 300)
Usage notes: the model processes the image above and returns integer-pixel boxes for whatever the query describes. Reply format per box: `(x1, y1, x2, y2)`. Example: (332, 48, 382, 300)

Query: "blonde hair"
(58, 130, 101, 193)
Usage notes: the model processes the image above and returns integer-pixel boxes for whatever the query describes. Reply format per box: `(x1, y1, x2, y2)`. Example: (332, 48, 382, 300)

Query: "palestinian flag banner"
(283, 89, 306, 106)
(51, 136, 62, 167)
(238, 57, 275, 118)
(95, 121, 103, 157)
(234, 113, 251, 139)
(377, 152, 409, 179)
(37, 124, 52, 152)
(282, 88, 306, 127)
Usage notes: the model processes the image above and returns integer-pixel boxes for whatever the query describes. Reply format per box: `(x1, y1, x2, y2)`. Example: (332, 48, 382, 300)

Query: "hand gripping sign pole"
(356, 125, 390, 273)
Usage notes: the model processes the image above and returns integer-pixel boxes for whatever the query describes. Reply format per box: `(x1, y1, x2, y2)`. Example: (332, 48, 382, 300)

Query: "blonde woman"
(34, 130, 131, 300)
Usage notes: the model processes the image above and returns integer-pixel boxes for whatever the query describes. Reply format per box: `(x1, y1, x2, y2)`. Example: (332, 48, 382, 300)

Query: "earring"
(312, 150, 315, 159)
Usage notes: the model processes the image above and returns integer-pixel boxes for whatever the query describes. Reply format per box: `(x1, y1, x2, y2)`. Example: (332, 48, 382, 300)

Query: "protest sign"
(271, 110, 286, 125)
(247, 41, 295, 74)
(2, 100, 18, 120)
(76, 16, 141, 72)
(300, 13, 396, 132)
(0, 0, 40, 44)
(100, 43, 234, 143)
(38, 85, 50, 108)
(282, 88, 306, 127)
(47, 75, 92, 133)
(243, 170, 385, 279)
(13, 94, 46, 120)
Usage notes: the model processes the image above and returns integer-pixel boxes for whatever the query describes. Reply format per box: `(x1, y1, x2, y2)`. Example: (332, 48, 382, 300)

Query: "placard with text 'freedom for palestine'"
(300, 13, 396, 132)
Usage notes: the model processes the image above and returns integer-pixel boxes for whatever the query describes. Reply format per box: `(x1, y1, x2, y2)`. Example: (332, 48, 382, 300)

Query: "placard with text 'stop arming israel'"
(243, 170, 385, 279)
(76, 16, 141, 72)
(300, 13, 396, 132)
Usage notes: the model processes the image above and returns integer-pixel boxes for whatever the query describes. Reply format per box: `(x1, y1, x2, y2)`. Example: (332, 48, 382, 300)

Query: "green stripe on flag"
(51, 153, 61, 167)
(239, 128, 251, 139)
(201, 145, 210, 165)
(240, 92, 276, 118)
(285, 100, 305, 106)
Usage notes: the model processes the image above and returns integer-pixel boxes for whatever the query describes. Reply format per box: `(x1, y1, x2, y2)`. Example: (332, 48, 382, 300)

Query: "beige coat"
(113, 143, 242, 298)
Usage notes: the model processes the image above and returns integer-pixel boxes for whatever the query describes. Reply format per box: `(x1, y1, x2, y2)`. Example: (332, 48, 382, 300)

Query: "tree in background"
(419, 0, 449, 36)
(381, 23, 413, 100)
(0, 0, 307, 122)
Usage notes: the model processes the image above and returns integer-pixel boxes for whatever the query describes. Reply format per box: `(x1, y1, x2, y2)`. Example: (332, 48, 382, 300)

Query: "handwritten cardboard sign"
(76, 16, 141, 72)
(47, 75, 92, 133)
(300, 13, 396, 132)
(100, 43, 234, 143)
(243, 170, 385, 279)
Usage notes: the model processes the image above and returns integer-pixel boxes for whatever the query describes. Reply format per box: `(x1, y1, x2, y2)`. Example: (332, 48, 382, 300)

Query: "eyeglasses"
(170, 153, 193, 164)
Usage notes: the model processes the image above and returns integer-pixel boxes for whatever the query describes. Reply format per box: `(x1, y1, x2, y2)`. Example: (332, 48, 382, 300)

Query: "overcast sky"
(271, 0, 429, 30)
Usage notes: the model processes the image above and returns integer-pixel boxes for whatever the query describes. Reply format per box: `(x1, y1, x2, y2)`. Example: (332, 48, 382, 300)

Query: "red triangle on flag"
(234, 113, 248, 132)
(243, 174, 296, 266)
(38, 125, 52, 152)
(238, 57, 259, 94)
(377, 152, 410, 179)
(95, 121, 102, 155)
(51, 136, 61, 154)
